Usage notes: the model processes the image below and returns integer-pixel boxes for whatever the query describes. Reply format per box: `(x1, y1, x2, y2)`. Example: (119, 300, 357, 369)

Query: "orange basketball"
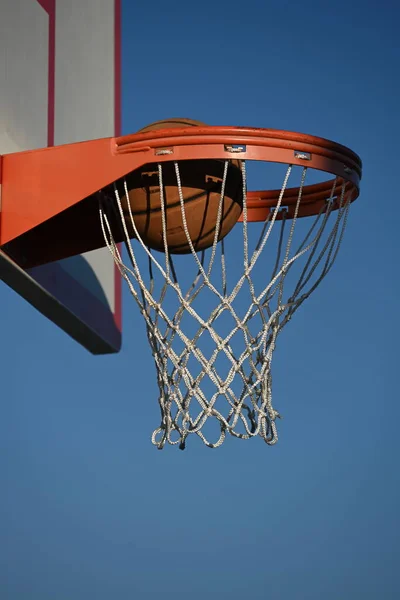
(121, 119, 243, 254)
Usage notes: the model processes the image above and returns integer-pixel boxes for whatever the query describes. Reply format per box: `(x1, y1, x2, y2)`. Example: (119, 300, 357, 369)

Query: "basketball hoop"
(0, 124, 362, 449)
(98, 125, 362, 449)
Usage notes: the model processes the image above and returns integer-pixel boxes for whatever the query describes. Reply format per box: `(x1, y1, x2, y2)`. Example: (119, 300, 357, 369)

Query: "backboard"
(0, 0, 122, 354)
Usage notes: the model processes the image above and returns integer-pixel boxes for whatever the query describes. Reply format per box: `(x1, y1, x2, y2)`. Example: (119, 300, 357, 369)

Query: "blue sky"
(1, 0, 399, 598)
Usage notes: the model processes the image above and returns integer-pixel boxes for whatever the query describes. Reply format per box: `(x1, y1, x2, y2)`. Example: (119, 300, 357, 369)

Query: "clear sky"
(1, 0, 399, 598)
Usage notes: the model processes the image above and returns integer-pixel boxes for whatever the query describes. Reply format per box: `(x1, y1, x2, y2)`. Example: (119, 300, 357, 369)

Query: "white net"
(99, 160, 350, 449)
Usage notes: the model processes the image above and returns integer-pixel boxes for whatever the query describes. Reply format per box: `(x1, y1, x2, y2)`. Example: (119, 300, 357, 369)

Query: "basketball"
(121, 119, 243, 254)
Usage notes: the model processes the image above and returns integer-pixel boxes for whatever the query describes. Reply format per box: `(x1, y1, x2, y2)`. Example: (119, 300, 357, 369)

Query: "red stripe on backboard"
(114, 0, 122, 138)
(114, 0, 122, 331)
(36, 0, 55, 147)
(36, 0, 54, 12)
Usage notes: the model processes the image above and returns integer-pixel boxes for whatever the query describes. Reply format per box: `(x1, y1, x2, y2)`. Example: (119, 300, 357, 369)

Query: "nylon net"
(99, 160, 350, 449)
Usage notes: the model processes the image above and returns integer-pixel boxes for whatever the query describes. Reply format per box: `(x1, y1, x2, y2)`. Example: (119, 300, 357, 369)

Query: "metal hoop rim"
(117, 126, 362, 174)
(115, 126, 361, 222)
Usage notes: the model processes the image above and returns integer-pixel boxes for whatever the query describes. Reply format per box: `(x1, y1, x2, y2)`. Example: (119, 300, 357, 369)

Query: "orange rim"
(0, 126, 361, 249)
(115, 126, 361, 221)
